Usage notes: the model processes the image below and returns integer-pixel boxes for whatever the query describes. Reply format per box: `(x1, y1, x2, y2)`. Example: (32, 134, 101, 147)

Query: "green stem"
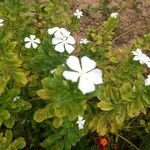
(116, 133, 141, 150)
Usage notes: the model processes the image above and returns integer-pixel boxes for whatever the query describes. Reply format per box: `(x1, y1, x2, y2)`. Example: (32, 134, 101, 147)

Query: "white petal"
(145, 78, 150, 86)
(30, 35, 36, 40)
(74, 12, 78, 16)
(78, 76, 95, 94)
(0, 19, 4, 23)
(32, 42, 38, 49)
(25, 42, 32, 48)
(85, 69, 103, 85)
(66, 36, 76, 44)
(34, 38, 41, 44)
(110, 12, 118, 18)
(48, 27, 59, 35)
(139, 54, 150, 64)
(52, 37, 63, 45)
(54, 28, 70, 38)
(76, 9, 80, 13)
(63, 71, 80, 82)
(24, 37, 31, 42)
(77, 116, 83, 121)
(136, 48, 142, 54)
(81, 56, 96, 72)
(54, 30, 63, 38)
(54, 43, 65, 52)
(66, 56, 81, 72)
(65, 43, 75, 54)
(80, 120, 85, 126)
(59, 28, 70, 37)
(78, 124, 84, 129)
(80, 39, 89, 44)
(146, 62, 150, 68)
(77, 16, 81, 19)
(133, 56, 140, 61)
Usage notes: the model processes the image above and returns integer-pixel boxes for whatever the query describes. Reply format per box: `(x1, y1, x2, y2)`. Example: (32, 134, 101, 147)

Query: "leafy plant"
(0, 0, 150, 150)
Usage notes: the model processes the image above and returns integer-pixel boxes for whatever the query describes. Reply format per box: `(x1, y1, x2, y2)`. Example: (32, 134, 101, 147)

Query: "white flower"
(145, 75, 150, 86)
(63, 56, 103, 94)
(24, 35, 41, 49)
(110, 12, 118, 18)
(48, 27, 76, 53)
(74, 9, 83, 19)
(0, 19, 4, 27)
(48, 27, 70, 38)
(132, 48, 150, 65)
(13, 96, 20, 102)
(80, 38, 90, 44)
(52, 34, 76, 54)
(76, 116, 85, 130)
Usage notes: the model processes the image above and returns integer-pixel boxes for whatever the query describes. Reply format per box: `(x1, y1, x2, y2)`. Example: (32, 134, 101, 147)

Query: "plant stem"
(116, 133, 141, 150)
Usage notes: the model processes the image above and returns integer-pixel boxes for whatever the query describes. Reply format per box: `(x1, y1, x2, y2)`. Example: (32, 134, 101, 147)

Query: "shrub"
(0, 0, 150, 149)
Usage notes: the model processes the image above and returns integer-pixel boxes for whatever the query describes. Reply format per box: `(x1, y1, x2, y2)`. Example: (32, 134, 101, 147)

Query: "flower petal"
(34, 38, 41, 44)
(63, 71, 80, 82)
(0, 23, 4, 27)
(145, 77, 150, 86)
(81, 56, 96, 72)
(54, 30, 63, 38)
(78, 76, 95, 94)
(24, 37, 31, 42)
(136, 48, 142, 54)
(54, 43, 65, 52)
(80, 39, 89, 44)
(0, 19, 4, 23)
(146, 62, 150, 68)
(32, 42, 38, 49)
(78, 124, 84, 129)
(60, 28, 70, 37)
(30, 35, 36, 40)
(77, 116, 83, 121)
(85, 69, 103, 85)
(80, 120, 85, 126)
(66, 36, 76, 44)
(52, 37, 63, 45)
(25, 42, 32, 49)
(66, 56, 81, 72)
(54, 28, 70, 38)
(133, 56, 140, 61)
(65, 43, 75, 54)
(48, 27, 59, 35)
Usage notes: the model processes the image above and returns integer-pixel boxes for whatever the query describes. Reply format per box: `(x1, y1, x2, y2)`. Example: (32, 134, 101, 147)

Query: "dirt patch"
(69, 0, 99, 9)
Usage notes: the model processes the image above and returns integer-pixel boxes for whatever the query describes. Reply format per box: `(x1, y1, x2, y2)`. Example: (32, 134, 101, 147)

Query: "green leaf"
(4, 115, 15, 128)
(34, 104, 54, 122)
(98, 101, 114, 111)
(53, 117, 63, 128)
(12, 137, 26, 149)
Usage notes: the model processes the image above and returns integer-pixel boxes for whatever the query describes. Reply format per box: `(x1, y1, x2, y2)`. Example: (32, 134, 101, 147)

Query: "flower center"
(79, 70, 85, 76)
(62, 37, 67, 44)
